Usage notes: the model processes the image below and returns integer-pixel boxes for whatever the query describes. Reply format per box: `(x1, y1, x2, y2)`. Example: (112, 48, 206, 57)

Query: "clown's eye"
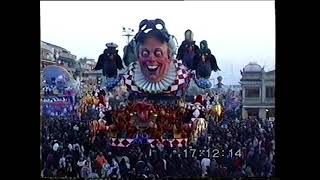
(154, 49, 163, 58)
(141, 50, 150, 58)
(156, 24, 163, 30)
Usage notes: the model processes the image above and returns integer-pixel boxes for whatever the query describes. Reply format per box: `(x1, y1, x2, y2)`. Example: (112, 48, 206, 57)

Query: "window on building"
(245, 87, 260, 98)
(266, 86, 275, 98)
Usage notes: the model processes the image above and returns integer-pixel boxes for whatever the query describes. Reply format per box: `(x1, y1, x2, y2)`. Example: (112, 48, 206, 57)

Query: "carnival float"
(80, 19, 225, 147)
(41, 65, 78, 118)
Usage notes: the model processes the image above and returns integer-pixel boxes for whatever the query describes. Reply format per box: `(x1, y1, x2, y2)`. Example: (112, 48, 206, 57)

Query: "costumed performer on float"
(193, 40, 220, 89)
(93, 43, 124, 90)
(176, 29, 200, 70)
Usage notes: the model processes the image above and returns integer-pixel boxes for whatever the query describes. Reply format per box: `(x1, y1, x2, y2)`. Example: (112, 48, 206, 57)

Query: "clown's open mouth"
(134, 61, 177, 92)
(147, 65, 160, 72)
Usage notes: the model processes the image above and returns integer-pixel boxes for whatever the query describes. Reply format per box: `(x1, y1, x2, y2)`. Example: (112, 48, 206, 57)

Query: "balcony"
(243, 97, 261, 105)
(59, 52, 76, 60)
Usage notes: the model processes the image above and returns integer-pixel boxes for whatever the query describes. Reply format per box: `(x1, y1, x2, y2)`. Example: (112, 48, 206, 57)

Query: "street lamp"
(122, 27, 135, 44)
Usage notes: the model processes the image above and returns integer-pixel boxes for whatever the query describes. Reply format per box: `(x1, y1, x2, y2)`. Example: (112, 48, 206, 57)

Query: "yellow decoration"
(93, 98, 99, 105)
(215, 104, 222, 117)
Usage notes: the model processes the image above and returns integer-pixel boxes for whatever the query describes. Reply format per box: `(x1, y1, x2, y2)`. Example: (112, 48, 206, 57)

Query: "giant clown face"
(138, 37, 171, 82)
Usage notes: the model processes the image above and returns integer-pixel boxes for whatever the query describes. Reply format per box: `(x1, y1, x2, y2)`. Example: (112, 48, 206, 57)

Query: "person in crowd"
(59, 153, 66, 169)
(46, 152, 54, 170)
(99, 161, 108, 178)
(41, 87, 275, 178)
(41, 165, 54, 178)
(119, 158, 129, 179)
(76, 156, 86, 176)
(88, 168, 100, 178)
(108, 158, 120, 178)
(153, 157, 166, 178)
(201, 154, 211, 176)
(135, 156, 146, 177)
(66, 162, 76, 177)
(95, 152, 108, 170)
(56, 165, 66, 177)
(80, 161, 92, 178)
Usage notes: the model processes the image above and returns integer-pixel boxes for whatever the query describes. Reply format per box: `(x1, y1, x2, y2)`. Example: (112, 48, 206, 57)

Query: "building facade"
(40, 41, 57, 70)
(40, 41, 77, 76)
(77, 58, 102, 85)
(78, 58, 96, 71)
(240, 62, 275, 120)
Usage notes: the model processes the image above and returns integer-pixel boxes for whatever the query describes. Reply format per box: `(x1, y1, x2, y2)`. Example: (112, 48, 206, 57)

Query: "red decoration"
(194, 95, 203, 104)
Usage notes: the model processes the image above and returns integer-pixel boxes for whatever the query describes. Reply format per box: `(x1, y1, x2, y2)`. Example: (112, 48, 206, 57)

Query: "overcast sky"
(40, 1, 275, 85)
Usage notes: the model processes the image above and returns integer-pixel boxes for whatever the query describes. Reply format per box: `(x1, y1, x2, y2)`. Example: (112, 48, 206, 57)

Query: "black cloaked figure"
(193, 40, 220, 79)
(176, 29, 200, 70)
(94, 43, 124, 78)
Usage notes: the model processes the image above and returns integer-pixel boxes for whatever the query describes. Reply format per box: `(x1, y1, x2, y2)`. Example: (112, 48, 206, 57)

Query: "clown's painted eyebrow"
(154, 48, 163, 54)
(141, 47, 165, 51)
(141, 48, 164, 54)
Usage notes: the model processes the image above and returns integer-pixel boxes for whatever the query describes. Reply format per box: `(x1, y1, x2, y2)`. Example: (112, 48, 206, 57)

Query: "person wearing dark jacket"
(176, 29, 200, 70)
(119, 158, 129, 179)
(135, 157, 146, 177)
(154, 158, 166, 178)
(166, 158, 177, 177)
(208, 163, 219, 177)
(66, 162, 77, 177)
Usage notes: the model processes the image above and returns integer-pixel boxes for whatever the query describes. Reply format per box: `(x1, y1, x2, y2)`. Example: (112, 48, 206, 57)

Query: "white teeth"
(147, 65, 158, 69)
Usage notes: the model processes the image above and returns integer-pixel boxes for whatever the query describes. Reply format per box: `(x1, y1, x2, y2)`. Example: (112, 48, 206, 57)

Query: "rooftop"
(41, 41, 69, 53)
(243, 62, 263, 72)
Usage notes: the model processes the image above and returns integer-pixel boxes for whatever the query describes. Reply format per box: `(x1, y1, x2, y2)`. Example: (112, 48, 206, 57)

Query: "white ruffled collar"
(133, 61, 177, 93)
